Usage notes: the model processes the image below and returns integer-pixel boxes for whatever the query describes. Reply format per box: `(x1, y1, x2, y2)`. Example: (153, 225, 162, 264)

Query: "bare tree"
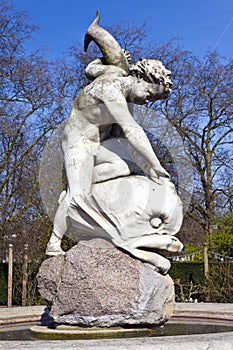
(0, 1, 65, 257)
(1, 2, 232, 304)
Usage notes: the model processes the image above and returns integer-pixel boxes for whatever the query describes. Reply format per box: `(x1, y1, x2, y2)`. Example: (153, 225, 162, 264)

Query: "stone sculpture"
(45, 10, 183, 275)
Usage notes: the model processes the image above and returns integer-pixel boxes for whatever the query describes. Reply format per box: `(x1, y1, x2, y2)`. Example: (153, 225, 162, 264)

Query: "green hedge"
(169, 262, 205, 285)
(0, 264, 7, 305)
(169, 261, 233, 302)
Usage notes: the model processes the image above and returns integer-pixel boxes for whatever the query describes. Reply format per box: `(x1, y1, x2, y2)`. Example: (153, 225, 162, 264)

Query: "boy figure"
(46, 56, 173, 256)
(45, 12, 184, 273)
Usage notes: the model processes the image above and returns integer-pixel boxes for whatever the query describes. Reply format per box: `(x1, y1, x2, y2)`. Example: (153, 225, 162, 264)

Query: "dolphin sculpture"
(84, 10, 129, 74)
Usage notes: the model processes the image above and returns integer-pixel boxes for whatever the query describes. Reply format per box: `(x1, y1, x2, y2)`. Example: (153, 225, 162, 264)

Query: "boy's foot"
(46, 243, 65, 256)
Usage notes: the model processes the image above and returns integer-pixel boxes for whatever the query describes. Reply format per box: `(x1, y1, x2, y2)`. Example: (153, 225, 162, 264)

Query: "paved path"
(174, 302, 233, 321)
(0, 306, 45, 325)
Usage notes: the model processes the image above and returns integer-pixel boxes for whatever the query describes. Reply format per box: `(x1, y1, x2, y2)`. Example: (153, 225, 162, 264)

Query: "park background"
(0, 0, 232, 305)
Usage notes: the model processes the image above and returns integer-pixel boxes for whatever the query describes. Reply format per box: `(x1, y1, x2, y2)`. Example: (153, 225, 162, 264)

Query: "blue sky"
(13, 0, 233, 59)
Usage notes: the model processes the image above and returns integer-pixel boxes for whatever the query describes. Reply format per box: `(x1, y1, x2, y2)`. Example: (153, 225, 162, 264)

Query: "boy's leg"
(93, 141, 133, 183)
(46, 191, 70, 256)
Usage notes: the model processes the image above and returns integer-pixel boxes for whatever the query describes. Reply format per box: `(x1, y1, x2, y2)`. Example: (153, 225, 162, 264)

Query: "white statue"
(46, 11, 183, 274)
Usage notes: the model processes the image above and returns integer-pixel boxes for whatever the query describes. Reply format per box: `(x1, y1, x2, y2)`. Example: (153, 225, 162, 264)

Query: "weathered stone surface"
(37, 254, 64, 308)
(37, 239, 175, 327)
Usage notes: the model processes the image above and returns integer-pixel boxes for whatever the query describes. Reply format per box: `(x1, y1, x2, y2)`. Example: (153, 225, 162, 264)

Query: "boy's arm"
(102, 88, 169, 179)
(85, 58, 128, 81)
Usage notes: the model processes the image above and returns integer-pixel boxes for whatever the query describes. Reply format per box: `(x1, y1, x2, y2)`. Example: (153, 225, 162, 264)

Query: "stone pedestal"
(37, 239, 175, 327)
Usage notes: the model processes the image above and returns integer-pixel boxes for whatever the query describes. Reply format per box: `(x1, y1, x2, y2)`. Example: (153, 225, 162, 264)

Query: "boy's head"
(129, 58, 172, 91)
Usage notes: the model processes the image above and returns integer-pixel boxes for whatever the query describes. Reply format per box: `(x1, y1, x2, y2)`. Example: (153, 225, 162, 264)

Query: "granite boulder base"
(37, 239, 175, 327)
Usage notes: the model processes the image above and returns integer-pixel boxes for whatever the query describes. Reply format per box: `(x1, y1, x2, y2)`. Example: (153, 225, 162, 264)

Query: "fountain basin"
(0, 304, 233, 349)
(0, 318, 233, 341)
